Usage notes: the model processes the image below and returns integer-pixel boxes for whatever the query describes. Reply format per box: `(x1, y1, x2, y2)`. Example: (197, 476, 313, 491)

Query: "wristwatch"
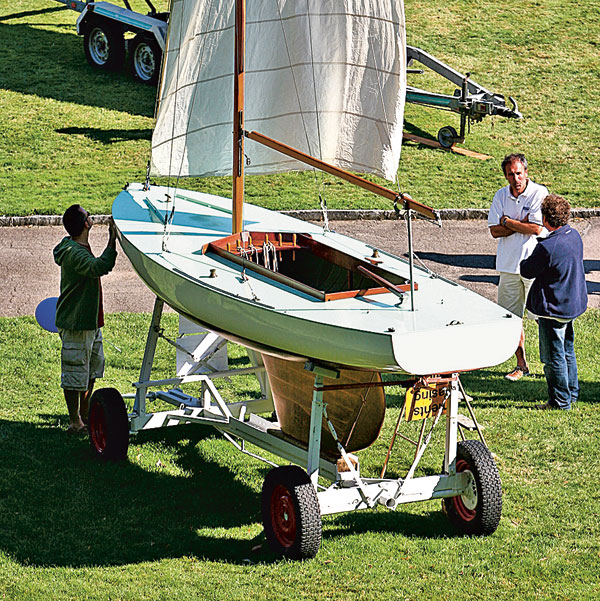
(501, 216, 509, 226)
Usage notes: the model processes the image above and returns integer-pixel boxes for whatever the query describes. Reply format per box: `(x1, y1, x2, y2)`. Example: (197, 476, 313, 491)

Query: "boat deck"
(112, 184, 521, 374)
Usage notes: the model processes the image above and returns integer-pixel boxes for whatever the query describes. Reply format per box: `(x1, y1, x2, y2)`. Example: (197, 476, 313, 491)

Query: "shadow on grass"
(381, 369, 542, 410)
(460, 370, 600, 408)
(0, 413, 481, 568)
(325, 506, 456, 542)
(0, 6, 64, 22)
(385, 368, 600, 411)
(56, 127, 153, 144)
(0, 419, 265, 568)
(403, 121, 438, 143)
(0, 21, 155, 116)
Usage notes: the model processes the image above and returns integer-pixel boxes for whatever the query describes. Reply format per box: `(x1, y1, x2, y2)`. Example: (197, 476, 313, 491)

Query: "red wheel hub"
(451, 458, 477, 522)
(270, 484, 297, 548)
(89, 403, 107, 454)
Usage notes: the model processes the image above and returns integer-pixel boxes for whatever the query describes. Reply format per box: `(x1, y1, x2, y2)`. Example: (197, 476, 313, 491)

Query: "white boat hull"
(113, 184, 520, 375)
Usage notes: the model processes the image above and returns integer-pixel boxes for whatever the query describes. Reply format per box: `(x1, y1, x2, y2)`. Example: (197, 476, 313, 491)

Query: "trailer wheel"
(129, 35, 162, 85)
(262, 465, 321, 559)
(442, 440, 502, 535)
(83, 20, 125, 71)
(88, 388, 129, 461)
(437, 125, 459, 148)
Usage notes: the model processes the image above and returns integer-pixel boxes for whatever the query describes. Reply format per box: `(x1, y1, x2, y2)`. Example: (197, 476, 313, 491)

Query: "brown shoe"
(535, 402, 556, 410)
(505, 366, 530, 381)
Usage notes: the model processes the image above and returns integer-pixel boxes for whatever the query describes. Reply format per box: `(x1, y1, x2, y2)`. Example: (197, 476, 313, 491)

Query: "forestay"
(152, 0, 406, 181)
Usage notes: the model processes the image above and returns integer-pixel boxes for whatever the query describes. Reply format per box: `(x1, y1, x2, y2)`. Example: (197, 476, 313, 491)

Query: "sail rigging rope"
(303, 0, 331, 230)
(273, 0, 329, 228)
(319, 193, 330, 232)
(303, 0, 325, 166)
(262, 242, 271, 270)
(161, 0, 218, 249)
(368, 35, 403, 197)
(171, 3, 216, 186)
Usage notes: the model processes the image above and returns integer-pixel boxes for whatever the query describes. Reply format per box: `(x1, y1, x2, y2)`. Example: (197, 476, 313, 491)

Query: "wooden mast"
(232, 0, 245, 234)
(234, 4, 436, 227)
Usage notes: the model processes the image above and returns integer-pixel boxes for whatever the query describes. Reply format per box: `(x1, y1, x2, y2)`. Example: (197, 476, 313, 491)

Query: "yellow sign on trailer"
(405, 381, 448, 421)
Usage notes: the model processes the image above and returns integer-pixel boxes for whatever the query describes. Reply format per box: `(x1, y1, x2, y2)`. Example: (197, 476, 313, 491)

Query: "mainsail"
(152, 0, 407, 181)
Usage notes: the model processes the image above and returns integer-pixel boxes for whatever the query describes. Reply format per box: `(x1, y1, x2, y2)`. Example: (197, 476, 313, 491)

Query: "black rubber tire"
(82, 19, 125, 71)
(442, 440, 502, 535)
(262, 465, 322, 559)
(437, 125, 459, 148)
(128, 34, 162, 85)
(88, 388, 129, 461)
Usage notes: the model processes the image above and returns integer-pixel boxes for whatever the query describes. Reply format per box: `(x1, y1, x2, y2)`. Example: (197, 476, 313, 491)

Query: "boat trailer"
(88, 297, 503, 559)
(406, 45, 522, 148)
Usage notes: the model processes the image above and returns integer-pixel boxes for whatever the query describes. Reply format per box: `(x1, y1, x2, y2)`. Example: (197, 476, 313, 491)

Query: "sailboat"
(112, 0, 520, 453)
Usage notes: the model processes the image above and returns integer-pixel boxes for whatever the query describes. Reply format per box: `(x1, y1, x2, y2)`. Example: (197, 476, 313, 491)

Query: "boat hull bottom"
(262, 355, 386, 455)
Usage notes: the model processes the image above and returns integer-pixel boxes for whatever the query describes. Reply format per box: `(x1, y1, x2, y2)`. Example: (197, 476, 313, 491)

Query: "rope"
(238, 247, 259, 300)
(160, 1, 217, 250)
(162, 193, 172, 251)
(267, 242, 279, 272)
(274, 0, 327, 222)
(319, 194, 330, 233)
(304, 0, 324, 163)
(368, 37, 402, 197)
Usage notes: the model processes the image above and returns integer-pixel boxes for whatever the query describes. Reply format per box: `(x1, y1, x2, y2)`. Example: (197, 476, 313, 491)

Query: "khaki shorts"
(58, 328, 105, 391)
(497, 272, 533, 318)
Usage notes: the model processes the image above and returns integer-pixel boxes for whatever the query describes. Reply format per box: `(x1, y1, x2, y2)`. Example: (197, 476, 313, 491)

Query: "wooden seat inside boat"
(204, 231, 417, 301)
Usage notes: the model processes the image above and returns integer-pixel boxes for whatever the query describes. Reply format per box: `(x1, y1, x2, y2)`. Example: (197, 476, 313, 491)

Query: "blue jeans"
(538, 318, 579, 410)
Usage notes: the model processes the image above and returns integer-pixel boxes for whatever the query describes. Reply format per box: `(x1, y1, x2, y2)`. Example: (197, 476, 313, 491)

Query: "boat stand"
(88, 297, 502, 560)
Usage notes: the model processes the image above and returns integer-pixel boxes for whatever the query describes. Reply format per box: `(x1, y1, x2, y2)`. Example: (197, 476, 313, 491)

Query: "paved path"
(1, 218, 599, 317)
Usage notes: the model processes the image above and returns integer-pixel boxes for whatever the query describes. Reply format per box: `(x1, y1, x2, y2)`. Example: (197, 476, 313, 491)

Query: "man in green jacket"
(54, 205, 117, 433)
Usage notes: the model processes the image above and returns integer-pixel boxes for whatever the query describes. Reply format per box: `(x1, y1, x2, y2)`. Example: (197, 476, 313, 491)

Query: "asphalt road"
(1, 217, 599, 318)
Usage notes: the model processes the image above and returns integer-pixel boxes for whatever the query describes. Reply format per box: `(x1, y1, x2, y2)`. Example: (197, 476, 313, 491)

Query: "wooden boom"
(246, 130, 439, 222)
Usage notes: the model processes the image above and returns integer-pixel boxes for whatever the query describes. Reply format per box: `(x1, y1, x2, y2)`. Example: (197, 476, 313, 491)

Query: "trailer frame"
(55, 0, 167, 83)
(88, 296, 503, 558)
(406, 45, 522, 147)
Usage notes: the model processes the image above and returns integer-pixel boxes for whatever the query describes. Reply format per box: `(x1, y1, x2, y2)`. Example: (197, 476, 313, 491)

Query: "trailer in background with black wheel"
(55, 0, 167, 85)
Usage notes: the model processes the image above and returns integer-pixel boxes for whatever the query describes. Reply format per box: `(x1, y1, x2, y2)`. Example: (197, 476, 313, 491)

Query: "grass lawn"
(0, 312, 599, 600)
(0, 0, 599, 216)
(1, 0, 599, 599)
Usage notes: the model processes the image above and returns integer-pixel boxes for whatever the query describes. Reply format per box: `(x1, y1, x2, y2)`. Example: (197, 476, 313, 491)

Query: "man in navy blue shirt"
(520, 195, 587, 410)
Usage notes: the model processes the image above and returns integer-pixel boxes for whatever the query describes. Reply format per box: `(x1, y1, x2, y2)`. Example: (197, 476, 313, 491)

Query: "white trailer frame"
(54, 0, 167, 83)
(89, 296, 502, 558)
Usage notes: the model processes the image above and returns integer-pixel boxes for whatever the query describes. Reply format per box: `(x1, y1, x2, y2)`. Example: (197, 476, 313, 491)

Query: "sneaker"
(535, 402, 556, 410)
(505, 366, 529, 381)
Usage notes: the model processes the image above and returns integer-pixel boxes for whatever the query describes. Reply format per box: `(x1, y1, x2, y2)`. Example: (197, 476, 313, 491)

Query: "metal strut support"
(457, 377, 488, 447)
(306, 362, 340, 487)
(133, 297, 165, 420)
(444, 376, 460, 474)
(406, 209, 415, 311)
(389, 375, 460, 503)
(307, 373, 325, 487)
(323, 405, 370, 506)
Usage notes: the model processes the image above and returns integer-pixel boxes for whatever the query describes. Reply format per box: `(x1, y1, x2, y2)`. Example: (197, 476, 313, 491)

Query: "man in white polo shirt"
(488, 153, 547, 381)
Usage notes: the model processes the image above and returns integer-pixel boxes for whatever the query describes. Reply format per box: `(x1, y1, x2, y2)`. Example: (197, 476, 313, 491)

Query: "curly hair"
(542, 194, 571, 228)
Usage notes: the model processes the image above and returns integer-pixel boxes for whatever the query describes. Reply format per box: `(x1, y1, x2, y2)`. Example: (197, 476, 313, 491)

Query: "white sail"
(152, 0, 406, 182)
